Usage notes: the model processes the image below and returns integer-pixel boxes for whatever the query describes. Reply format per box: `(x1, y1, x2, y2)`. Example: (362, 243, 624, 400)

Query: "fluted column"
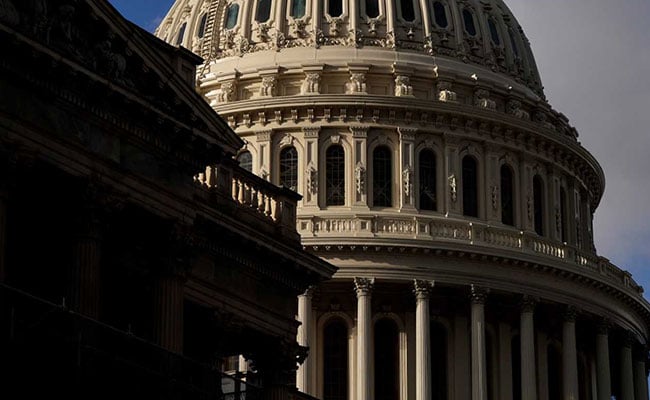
(595, 323, 611, 400)
(562, 307, 579, 400)
(520, 296, 538, 400)
(471, 285, 489, 400)
(355, 277, 375, 400)
(153, 265, 186, 354)
(297, 286, 315, 395)
(414, 280, 434, 400)
(634, 351, 649, 400)
(621, 334, 635, 400)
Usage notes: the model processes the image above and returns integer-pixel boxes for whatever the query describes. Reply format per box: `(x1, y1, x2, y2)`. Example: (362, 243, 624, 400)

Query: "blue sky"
(110, 1, 650, 300)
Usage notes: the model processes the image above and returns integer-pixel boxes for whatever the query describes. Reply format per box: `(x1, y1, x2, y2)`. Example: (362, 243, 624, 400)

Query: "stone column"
(595, 323, 611, 400)
(562, 307, 579, 400)
(355, 277, 375, 400)
(152, 264, 186, 354)
(350, 126, 368, 207)
(297, 286, 315, 395)
(634, 350, 649, 400)
(520, 296, 538, 400)
(621, 335, 635, 400)
(414, 280, 434, 400)
(301, 127, 320, 207)
(471, 285, 489, 400)
(398, 127, 417, 211)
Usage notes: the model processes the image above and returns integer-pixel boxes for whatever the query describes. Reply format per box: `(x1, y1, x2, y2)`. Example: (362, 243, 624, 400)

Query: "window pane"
(291, 0, 306, 18)
(500, 165, 514, 226)
(280, 147, 298, 191)
(197, 13, 208, 38)
(375, 319, 399, 400)
(326, 145, 345, 206)
(176, 23, 187, 46)
(432, 1, 448, 28)
(365, 0, 380, 18)
(400, 0, 415, 22)
(373, 146, 392, 207)
(225, 4, 239, 29)
(324, 319, 348, 400)
(256, 0, 272, 22)
(237, 151, 252, 172)
(419, 150, 437, 211)
(488, 18, 501, 45)
(328, 0, 343, 17)
(462, 156, 478, 217)
(462, 9, 476, 36)
(533, 176, 544, 236)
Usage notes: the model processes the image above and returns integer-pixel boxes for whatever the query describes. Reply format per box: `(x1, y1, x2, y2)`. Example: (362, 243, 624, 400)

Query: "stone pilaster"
(470, 285, 489, 400)
(301, 127, 320, 207)
(257, 130, 273, 181)
(620, 333, 635, 400)
(595, 322, 611, 400)
(399, 127, 417, 211)
(520, 296, 538, 400)
(350, 126, 368, 207)
(355, 277, 375, 400)
(297, 286, 315, 395)
(562, 307, 579, 400)
(414, 280, 434, 400)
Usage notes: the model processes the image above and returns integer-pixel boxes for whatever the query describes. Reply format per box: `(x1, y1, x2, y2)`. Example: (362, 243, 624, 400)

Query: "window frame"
(461, 155, 480, 218)
(372, 145, 394, 208)
(325, 144, 347, 207)
(418, 148, 438, 212)
(224, 2, 241, 30)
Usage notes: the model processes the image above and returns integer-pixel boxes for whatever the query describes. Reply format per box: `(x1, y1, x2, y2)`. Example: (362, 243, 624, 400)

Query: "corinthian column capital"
(470, 285, 489, 304)
(413, 279, 435, 300)
(354, 277, 375, 297)
(520, 295, 539, 313)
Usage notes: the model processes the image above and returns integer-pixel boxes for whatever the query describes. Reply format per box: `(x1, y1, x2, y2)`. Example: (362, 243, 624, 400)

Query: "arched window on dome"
(462, 9, 477, 37)
(500, 165, 515, 226)
(326, 145, 346, 206)
(225, 3, 240, 29)
(419, 149, 437, 211)
(291, 0, 306, 18)
(365, 0, 380, 18)
(488, 17, 501, 45)
(236, 151, 253, 172)
(255, 0, 272, 23)
(560, 187, 568, 243)
(399, 0, 416, 22)
(328, 0, 343, 18)
(323, 318, 348, 400)
(197, 13, 208, 38)
(374, 319, 399, 400)
(533, 175, 544, 236)
(431, 1, 448, 29)
(509, 28, 520, 58)
(175, 22, 187, 46)
(373, 146, 392, 207)
(279, 146, 298, 191)
(431, 321, 448, 400)
(462, 156, 479, 218)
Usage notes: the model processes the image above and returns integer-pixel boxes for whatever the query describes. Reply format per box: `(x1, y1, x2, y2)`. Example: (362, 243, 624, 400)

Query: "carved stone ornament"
(290, 17, 309, 38)
(507, 99, 530, 120)
(520, 295, 538, 313)
(491, 185, 498, 211)
(394, 75, 413, 97)
(217, 81, 236, 103)
(354, 277, 375, 296)
(437, 81, 457, 102)
(260, 75, 277, 97)
(346, 73, 367, 94)
(470, 285, 489, 304)
(0, 0, 20, 26)
(326, 15, 345, 36)
(331, 134, 341, 145)
(306, 161, 318, 195)
(448, 174, 457, 203)
(474, 89, 496, 110)
(355, 162, 366, 195)
(279, 134, 294, 147)
(302, 72, 321, 94)
(413, 279, 435, 299)
(403, 167, 413, 200)
(527, 191, 533, 222)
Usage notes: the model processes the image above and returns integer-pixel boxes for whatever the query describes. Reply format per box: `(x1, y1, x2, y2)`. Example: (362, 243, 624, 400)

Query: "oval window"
(328, 0, 343, 17)
(225, 3, 240, 29)
(462, 9, 477, 36)
(176, 22, 187, 46)
(255, 0, 272, 22)
(366, 0, 380, 18)
(488, 18, 501, 45)
(400, 0, 416, 22)
(432, 1, 448, 28)
(291, 0, 306, 18)
(197, 13, 208, 38)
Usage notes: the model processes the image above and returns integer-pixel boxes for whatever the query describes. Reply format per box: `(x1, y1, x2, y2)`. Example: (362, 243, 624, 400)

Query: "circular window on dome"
(224, 3, 240, 30)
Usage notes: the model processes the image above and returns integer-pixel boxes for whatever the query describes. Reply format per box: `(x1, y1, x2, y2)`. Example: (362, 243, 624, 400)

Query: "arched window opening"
(419, 149, 437, 211)
(237, 151, 252, 172)
(560, 187, 568, 243)
(547, 345, 563, 400)
(488, 18, 501, 45)
(509, 29, 520, 57)
(326, 145, 346, 206)
(533, 176, 544, 236)
(225, 3, 240, 29)
(328, 0, 343, 17)
(365, 0, 380, 18)
(197, 13, 208, 38)
(431, 321, 448, 400)
(374, 319, 399, 400)
(323, 319, 348, 400)
(462, 9, 477, 36)
(255, 0, 272, 22)
(511, 335, 521, 400)
(500, 165, 514, 226)
(373, 146, 392, 207)
(400, 0, 416, 22)
(176, 22, 187, 46)
(291, 0, 306, 18)
(462, 156, 479, 218)
(280, 146, 298, 191)
(432, 1, 448, 28)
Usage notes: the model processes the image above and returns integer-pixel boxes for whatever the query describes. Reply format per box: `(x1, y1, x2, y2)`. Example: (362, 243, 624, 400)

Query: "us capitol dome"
(156, 1, 650, 399)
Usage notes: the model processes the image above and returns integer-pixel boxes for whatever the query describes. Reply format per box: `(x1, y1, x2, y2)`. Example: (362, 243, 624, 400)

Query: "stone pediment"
(0, 0, 243, 155)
